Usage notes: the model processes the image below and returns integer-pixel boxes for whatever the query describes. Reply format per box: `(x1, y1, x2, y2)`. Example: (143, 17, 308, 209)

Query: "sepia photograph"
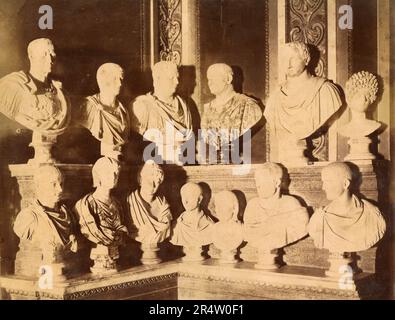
(0, 0, 394, 305)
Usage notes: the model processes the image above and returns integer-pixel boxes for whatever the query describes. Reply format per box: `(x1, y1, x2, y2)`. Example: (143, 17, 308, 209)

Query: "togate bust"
(264, 41, 342, 164)
(0, 38, 70, 164)
(74, 157, 128, 273)
(79, 63, 129, 160)
(308, 162, 386, 278)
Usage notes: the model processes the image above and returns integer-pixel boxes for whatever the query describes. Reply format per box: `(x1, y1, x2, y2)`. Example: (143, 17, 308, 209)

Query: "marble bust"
(127, 161, 172, 264)
(0, 38, 70, 164)
(130, 61, 193, 164)
(243, 162, 309, 269)
(199, 63, 262, 164)
(13, 165, 78, 278)
(308, 162, 386, 278)
(212, 190, 243, 263)
(264, 41, 342, 163)
(74, 157, 128, 273)
(338, 71, 380, 160)
(170, 182, 214, 261)
(79, 63, 129, 160)
(308, 162, 386, 253)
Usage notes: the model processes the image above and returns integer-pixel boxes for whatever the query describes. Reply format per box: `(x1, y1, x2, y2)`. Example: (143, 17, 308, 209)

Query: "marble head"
(92, 157, 121, 189)
(96, 63, 124, 97)
(138, 160, 164, 196)
(207, 63, 233, 96)
(214, 190, 239, 222)
(27, 38, 56, 76)
(321, 162, 353, 201)
(282, 41, 311, 78)
(180, 182, 203, 211)
(254, 163, 283, 199)
(345, 71, 379, 113)
(34, 165, 63, 206)
(152, 61, 179, 97)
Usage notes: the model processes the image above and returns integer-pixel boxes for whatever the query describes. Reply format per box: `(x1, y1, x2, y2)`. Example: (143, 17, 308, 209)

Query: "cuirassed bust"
(0, 38, 69, 136)
(200, 63, 262, 163)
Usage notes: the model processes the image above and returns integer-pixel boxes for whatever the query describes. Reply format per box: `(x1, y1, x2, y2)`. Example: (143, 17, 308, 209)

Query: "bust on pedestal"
(243, 163, 309, 269)
(308, 162, 386, 280)
(127, 161, 172, 264)
(74, 157, 128, 274)
(170, 182, 214, 262)
(212, 191, 243, 264)
(338, 71, 381, 160)
(79, 63, 129, 161)
(13, 166, 78, 281)
(264, 41, 342, 164)
(0, 38, 70, 164)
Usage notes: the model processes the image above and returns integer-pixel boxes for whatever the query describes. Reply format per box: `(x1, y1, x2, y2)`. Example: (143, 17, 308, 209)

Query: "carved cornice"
(64, 273, 178, 300)
(159, 0, 182, 65)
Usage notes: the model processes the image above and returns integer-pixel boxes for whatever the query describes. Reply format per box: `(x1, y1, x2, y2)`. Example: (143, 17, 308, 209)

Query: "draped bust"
(79, 63, 129, 159)
(0, 39, 69, 136)
(308, 162, 386, 253)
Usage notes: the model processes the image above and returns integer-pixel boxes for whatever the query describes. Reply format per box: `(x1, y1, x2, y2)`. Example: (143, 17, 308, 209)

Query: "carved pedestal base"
(325, 252, 355, 289)
(28, 132, 58, 165)
(345, 136, 375, 161)
(141, 243, 161, 265)
(90, 245, 118, 274)
(279, 139, 308, 165)
(218, 249, 238, 264)
(182, 246, 204, 262)
(255, 250, 279, 270)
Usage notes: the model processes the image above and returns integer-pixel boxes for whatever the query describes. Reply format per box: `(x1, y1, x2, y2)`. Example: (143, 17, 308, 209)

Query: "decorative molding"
(158, 0, 182, 65)
(65, 273, 178, 300)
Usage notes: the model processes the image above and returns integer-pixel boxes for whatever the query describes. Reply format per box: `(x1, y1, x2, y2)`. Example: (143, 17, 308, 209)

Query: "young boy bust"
(171, 182, 214, 261)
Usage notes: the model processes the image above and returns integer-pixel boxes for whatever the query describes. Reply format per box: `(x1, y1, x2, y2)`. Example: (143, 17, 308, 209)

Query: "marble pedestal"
(0, 259, 386, 300)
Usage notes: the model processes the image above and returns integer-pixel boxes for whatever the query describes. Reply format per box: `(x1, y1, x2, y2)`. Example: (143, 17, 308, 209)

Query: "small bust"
(170, 182, 214, 249)
(14, 166, 78, 266)
(79, 63, 129, 159)
(131, 61, 193, 164)
(264, 41, 342, 162)
(308, 162, 386, 253)
(338, 71, 380, 138)
(200, 63, 262, 163)
(244, 162, 309, 252)
(0, 38, 69, 135)
(212, 191, 243, 262)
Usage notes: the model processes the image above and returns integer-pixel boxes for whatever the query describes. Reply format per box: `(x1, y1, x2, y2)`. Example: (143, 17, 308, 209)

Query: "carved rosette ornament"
(159, 0, 182, 65)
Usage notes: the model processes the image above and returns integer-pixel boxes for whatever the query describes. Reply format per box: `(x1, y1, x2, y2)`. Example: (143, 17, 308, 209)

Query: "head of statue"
(97, 63, 124, 98)
(92, 157, 121, 190)
(321, 162, 352, 201)
(27, 38, 56, 76)
(345, 71, 379, 113)
(152, 61, 179, 97)
(34, 165, 64, 207)
(138, 160, 164, 197)
(206, 63, 234, 96)
(282, 41, 310, 78)
(254, 163, 283, 199)
(180, 182, 203, 211)
(214, 190, 239, 222)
